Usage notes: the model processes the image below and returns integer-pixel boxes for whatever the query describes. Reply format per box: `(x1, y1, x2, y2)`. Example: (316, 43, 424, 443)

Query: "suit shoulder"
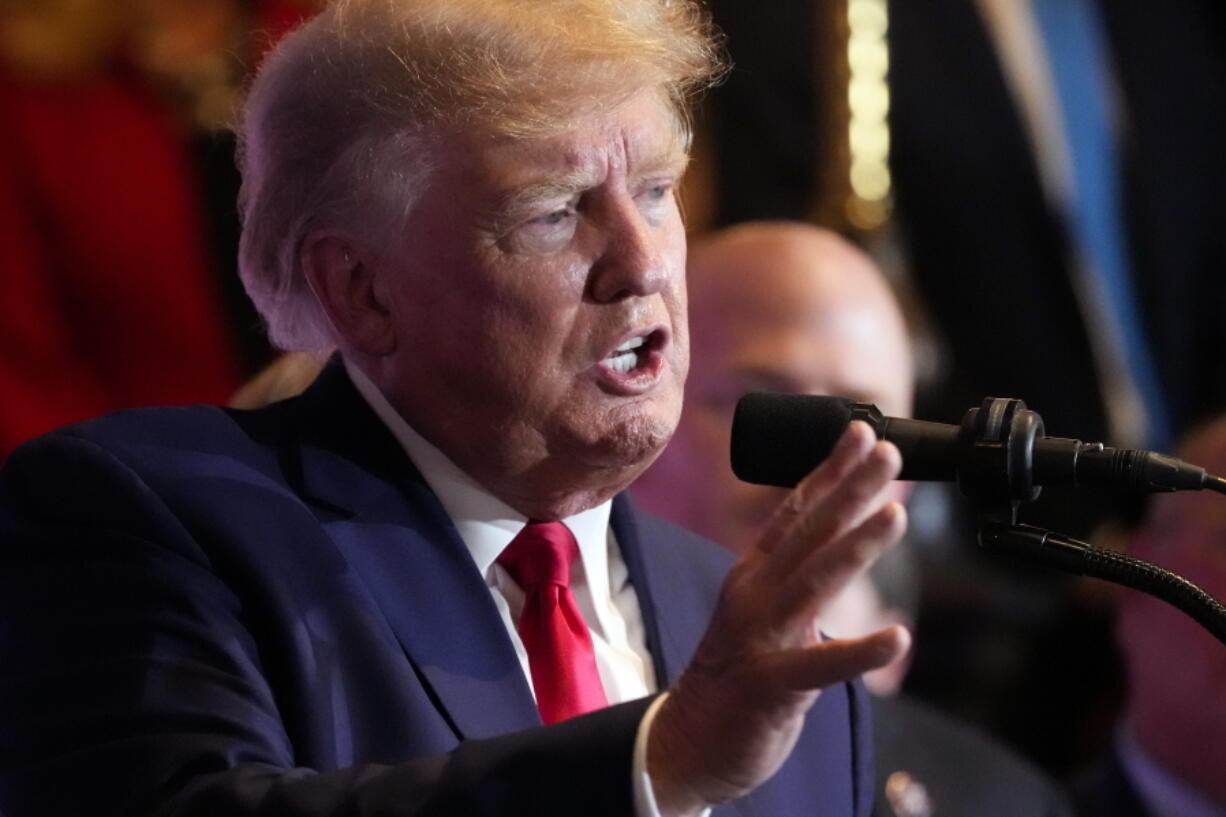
(9, 402, 262, 455)
(0, 401, 299, 529)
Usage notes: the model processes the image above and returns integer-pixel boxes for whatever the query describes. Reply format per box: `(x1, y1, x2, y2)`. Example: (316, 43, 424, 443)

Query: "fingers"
(758, 423, 902, 584)
(771, 499, 908, 628)
(651, 420, 910, 815)
(748, 419, 906, 635)
(764, 625, 912, 692)
(649, 423, 910, 815)
(756, 420, 879, 554)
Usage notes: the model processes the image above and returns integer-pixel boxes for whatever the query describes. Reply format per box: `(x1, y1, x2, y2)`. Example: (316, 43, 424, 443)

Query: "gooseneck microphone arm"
(979, 523, 1226, 646)
(730, 392, 1226, 647)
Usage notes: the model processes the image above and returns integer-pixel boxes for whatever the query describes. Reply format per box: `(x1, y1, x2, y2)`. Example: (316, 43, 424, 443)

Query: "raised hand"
(648, 420, 911, 816)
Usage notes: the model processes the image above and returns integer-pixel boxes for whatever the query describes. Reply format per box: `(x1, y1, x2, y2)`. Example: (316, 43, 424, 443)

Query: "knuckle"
(779, 489, 809, 516)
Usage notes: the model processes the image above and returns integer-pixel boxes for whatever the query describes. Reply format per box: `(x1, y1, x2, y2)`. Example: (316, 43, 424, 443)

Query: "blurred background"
(0, 0, 318, 456)
(687, 0, 1226, 786)
(3, 0, 1225, 795)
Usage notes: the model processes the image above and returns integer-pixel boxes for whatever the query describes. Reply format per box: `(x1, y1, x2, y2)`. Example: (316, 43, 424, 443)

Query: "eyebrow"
(496, 170, 599, 218)
(636, 148, 692, 184)
(494, 147, 691, 220)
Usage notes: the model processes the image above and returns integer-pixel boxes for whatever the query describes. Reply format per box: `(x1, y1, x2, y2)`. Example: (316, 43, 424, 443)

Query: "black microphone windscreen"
(731, 393, 856, 488)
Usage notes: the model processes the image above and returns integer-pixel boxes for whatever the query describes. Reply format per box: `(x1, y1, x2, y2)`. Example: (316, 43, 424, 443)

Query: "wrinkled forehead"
(459, 85, 688, 156)
(433, 89, 690, 191)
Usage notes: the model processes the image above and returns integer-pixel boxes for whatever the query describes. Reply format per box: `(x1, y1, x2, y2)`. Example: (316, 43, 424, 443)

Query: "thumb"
(765, 626, 912, 692)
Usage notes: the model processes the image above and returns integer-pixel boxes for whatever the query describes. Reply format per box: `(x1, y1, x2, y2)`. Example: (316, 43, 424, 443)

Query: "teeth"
(605, 352, 637, 373)
(603, 334, 649, 374)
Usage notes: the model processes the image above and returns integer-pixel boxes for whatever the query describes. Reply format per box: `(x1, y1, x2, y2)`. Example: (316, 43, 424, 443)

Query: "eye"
(536, 207, 574, 227)
(636, 181, 678, 224)
(639, 183, 672, 203)
(500, 201, 579, 255)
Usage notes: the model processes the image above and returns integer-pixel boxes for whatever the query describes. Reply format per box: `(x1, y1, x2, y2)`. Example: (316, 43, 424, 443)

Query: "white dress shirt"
(344, 359, 676, 816)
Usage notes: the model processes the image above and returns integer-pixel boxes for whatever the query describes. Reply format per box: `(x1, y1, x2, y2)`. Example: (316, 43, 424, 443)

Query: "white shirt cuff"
(632, 691, 712, 817)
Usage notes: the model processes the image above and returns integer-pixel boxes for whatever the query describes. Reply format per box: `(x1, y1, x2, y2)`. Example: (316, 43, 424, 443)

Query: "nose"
(587, 195, 673, 303)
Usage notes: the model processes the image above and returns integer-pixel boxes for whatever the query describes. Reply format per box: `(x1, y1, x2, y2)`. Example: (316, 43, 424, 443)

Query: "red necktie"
(498, 521, 608, 724)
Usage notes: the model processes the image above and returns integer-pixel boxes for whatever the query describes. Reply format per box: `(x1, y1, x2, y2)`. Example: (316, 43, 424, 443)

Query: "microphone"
(730, 392, 1216, 502)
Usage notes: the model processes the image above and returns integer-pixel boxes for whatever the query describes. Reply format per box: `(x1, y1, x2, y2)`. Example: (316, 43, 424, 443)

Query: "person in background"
(1075, 419, 1226, 817)
(636, 220, 1073, 817)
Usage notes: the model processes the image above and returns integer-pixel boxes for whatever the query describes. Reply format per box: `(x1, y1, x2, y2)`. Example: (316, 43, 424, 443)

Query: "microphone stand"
(955, 397, 1226, 646)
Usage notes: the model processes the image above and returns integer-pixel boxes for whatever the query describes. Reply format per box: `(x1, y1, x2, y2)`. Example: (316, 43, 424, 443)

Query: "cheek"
(670, 292, 690, 371)
(459, 261, 586, 354)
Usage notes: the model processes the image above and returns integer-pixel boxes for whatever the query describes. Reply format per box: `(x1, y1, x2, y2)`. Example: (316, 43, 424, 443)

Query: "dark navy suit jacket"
(0, 363, 873, 817)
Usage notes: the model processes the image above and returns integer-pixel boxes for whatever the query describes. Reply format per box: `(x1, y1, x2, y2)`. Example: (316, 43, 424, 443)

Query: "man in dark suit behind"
(0, 1, 914, 815)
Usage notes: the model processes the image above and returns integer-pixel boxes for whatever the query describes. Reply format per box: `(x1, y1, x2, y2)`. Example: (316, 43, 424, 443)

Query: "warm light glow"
(849, 121, 890, 161)
(848, 0, 887, 38)
(850, 159, 891, 200)
(848, 38, 888, 78)
(845, 0, 891, 229)
(848, 78, 889, 121)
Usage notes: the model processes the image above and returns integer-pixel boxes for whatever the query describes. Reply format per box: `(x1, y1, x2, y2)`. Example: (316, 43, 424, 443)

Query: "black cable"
(1205, 474, 1226, 495)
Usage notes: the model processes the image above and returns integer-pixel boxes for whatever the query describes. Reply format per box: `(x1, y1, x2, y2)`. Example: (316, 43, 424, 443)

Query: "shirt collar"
(343, 358, 614, 593)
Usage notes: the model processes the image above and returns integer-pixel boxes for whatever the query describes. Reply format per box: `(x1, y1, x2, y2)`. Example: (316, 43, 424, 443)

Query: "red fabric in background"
(0, 68, 241, 458)
(254, 0, 317, 57)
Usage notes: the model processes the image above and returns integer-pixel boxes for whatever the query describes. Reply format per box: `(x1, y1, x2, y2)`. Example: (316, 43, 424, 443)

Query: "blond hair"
(237, 0, 725, 351)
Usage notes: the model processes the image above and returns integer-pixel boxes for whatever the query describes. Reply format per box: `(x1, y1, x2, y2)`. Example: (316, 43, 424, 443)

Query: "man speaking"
(0, 2, 908, 815)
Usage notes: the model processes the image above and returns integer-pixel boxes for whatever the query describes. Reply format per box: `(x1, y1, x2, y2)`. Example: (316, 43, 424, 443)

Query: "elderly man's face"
(376, 90, 690, 516)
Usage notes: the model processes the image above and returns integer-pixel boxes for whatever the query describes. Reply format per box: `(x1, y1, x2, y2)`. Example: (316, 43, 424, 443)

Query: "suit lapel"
(611, 495, 708, 687)
(615, 500, 761, 816)
(288, 362, 540, 740)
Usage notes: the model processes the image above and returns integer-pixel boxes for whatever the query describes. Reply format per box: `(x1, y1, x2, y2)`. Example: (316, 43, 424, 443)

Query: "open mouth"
(601, 329, 664, 375)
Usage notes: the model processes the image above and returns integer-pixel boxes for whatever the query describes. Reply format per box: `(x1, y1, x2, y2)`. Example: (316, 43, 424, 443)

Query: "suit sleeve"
(0, 432, 647, 817)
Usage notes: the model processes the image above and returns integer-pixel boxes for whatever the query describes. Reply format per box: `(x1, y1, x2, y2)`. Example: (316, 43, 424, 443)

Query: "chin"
(571, 406, 678, 475)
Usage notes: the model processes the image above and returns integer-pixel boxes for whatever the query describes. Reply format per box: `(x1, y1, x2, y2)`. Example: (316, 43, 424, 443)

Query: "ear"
(301, 230, 396, 356)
